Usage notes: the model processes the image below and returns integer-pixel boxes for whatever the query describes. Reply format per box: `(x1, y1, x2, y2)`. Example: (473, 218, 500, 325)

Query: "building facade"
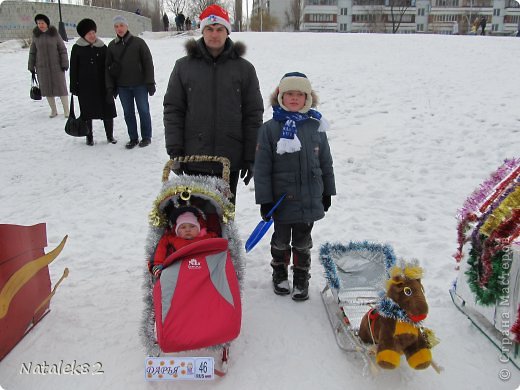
(256, 0, 520, 34)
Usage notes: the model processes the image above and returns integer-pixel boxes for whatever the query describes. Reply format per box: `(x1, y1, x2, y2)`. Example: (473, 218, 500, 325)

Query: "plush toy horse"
(358, 262, 436, 370)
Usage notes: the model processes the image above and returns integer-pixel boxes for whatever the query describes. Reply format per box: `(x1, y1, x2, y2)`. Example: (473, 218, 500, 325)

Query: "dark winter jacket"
(70, 38, 116, 120)
(105, 31, 155, 90)
(254, 108, 336, 224)
(163, 38, 264, 173)
(28, 26, 68, 97)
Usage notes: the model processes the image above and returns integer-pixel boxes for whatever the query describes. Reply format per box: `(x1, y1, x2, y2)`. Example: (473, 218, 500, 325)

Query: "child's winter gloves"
(322, 195, 331, 212)
(260, 203, 274, 221)
(152, 265, 163, 278)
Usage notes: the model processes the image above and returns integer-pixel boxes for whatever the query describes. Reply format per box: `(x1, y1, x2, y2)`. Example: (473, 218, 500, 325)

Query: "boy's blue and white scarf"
(272, 105, 329, 155)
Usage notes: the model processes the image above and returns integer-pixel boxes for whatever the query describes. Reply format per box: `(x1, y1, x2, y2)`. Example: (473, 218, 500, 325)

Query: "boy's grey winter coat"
(254, 118, 336, 224)
(28, 26, 69, 97)
(163, 38, 264, 173)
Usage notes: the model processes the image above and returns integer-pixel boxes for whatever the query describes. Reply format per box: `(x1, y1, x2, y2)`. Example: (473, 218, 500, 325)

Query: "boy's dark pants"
(270, 222, 314, 271)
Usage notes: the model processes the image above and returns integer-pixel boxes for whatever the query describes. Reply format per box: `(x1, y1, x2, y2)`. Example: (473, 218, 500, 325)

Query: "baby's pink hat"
(175, 212, 200, 235)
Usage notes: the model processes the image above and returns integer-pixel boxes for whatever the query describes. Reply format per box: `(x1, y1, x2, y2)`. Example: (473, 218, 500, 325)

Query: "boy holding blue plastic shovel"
(253, 72, 336, 301)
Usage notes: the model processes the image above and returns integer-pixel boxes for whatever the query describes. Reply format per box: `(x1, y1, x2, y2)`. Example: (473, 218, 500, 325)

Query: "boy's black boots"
(292, 269, 310, 301)
(272, 263, 290, 295)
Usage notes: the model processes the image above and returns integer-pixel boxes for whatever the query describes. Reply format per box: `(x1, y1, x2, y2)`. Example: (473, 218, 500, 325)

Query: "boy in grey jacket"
(254, 72, 336, 301)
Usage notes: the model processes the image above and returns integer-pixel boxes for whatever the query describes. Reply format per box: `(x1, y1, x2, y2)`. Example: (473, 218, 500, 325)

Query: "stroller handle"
(163, 156, 231, 184)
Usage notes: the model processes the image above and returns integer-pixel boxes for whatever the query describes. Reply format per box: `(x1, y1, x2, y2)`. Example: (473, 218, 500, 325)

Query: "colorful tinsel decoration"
(453, 158, 519, 342)
(512, 305, 520, 343)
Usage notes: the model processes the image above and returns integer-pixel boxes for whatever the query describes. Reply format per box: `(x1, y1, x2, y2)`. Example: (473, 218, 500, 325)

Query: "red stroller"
(141, 157, 245, 376)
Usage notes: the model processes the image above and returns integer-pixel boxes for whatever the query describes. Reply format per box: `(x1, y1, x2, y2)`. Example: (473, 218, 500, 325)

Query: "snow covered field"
(0, 30, 519, 389)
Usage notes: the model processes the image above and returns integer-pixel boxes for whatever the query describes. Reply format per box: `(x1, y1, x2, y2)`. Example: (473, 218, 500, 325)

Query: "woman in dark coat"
(70, 19, 117, 145)
(28, 14, 69, 118)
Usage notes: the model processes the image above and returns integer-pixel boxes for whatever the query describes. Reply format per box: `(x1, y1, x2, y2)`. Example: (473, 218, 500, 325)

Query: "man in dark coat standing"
(106, 15, 156, 149)
(163, 4, 263, 203)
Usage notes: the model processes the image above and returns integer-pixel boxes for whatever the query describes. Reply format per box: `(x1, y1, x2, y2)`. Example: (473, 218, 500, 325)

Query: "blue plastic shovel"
(245, 194, 286, 253)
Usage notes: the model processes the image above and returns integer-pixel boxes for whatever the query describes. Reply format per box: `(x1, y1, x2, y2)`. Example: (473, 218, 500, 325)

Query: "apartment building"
(256, 0, 520, 34)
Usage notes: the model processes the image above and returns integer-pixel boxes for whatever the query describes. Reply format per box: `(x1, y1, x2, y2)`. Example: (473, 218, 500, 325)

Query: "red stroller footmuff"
(153, 237, 241, 353)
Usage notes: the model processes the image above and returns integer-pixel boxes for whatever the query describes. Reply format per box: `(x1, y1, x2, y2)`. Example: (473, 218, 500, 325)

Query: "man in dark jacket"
(163, 5, 263, 202)
(106, 15, 156, 149)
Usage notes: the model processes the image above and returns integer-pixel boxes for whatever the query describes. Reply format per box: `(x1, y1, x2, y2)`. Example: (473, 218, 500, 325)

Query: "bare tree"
(165, 0, 187, 15)
(388, 0, 411, 33)
(284, 0, 303, 31)
(366, 6, 386, 33)
(250, 10, 279, 31)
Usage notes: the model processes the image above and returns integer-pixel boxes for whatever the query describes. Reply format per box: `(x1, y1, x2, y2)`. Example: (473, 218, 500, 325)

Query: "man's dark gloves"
(322, 195, 331, 212)
(260, 203, 275, 222)
(147, 84, 156, 96)
(240, 162, 254, 185)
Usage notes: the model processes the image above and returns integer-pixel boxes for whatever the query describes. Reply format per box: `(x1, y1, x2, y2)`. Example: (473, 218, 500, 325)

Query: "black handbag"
(65, 95, 89, 137)
(30, 73, 42, 100)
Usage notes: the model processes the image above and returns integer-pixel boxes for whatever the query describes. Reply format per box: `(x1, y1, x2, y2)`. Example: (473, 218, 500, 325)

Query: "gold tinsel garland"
(480, 186, 520, 237)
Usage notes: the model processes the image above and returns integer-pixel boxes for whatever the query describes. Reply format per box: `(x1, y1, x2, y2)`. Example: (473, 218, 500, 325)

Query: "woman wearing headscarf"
(70, 18, 117, 145)
(28, 14, 69, 118)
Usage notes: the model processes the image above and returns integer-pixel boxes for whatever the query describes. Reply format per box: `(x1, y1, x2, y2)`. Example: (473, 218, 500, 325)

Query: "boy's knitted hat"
(34, 14, 50, 27)
(277, 72, 313, 113)
(199, 4, 231, 34)
(77, 18, 97, 38)
(175, 212, 200, 235)
(113, 15, 129, 26)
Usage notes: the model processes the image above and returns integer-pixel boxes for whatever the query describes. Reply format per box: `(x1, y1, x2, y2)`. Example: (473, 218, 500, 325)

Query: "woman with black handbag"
(70, 19, 117, 146)
(28, 14, 69, 118)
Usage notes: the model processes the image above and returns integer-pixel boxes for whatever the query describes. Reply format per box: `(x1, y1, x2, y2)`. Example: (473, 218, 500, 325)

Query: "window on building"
(492, 23, 498, 31)
(340, 23, 348, 31)
(341, 8, 348, 16)
(418, 8, 425, 16)
(493, 9, 500, 16)
(417, 24, 424, 31)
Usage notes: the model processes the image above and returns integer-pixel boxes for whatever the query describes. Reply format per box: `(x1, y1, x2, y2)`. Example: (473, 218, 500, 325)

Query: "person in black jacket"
(163, 5, 263, 203)
(106, 15, 155, 149)
(70, 19, 117, 146)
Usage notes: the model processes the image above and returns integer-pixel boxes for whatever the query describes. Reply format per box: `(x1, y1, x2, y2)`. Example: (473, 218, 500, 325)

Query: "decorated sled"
(0, 224, 68, 361)
(320, 241, 440, 375)
(141, 156, 245, 377)
(450, 158, 520, 369)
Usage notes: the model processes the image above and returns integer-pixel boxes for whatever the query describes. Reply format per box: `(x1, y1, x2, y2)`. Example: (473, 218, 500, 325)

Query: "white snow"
(0, 30, 519, 390)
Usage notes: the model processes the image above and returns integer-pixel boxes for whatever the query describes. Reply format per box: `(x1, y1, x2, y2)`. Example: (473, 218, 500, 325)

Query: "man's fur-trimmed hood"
(32, 25, 58, 38)
(184, 38, 246, 60)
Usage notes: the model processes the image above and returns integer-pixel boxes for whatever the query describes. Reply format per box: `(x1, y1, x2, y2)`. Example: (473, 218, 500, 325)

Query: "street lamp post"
(57, 0, 68, 41)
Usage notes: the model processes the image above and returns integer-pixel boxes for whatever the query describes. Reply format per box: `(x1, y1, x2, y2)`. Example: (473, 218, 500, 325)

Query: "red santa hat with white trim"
(199, 4, 232, 34)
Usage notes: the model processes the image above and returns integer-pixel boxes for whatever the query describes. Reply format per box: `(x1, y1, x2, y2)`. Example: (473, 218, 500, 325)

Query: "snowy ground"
(0, 30, 519, 390)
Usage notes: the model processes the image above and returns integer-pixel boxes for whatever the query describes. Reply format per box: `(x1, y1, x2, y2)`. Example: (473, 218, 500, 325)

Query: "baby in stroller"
(142, 157, 245, 375)
(148, 206, 218, 278)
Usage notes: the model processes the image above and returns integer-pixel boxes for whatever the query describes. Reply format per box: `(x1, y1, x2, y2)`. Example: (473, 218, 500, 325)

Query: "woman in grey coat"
(254, 72, 336, 301)
(28, 14, 69, 118)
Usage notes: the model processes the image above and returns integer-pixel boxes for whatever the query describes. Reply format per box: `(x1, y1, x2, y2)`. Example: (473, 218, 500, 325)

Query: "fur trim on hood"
(269, 88, 319, 109)
(184, 38, 246, 59)
(32, 25, 58, 38)
(75, 37, 105, 48)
